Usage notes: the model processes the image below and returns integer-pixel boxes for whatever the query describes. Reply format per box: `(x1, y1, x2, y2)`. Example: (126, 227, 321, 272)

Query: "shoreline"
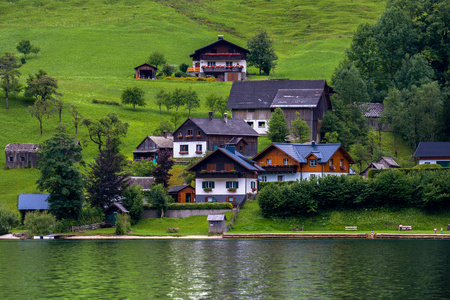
(2, 233, 450, 240)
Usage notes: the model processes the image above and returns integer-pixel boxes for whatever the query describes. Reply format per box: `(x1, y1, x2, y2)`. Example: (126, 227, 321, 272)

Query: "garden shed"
(168, 185, 195, 203)
(5, 143, 39, 168)
(17, 194, 49, 222)
(207, 214, 227, 234)
(105, 203, 129, 226)
(134, 63, 157, 79)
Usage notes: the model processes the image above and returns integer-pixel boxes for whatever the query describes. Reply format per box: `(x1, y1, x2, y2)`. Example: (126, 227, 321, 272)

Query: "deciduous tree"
(16, 40, 32, 60)
(25, 70, 60, 102)
(122, 185, 143, 225)
(82, 113, 128, 151)
(152, 149, 173, 188)
(183, 87, 200, 117)
(0, 52, 21, 110)
(147, 51, 166, 70)
(152, 120, 174, 136)
(27, 99, 53, 136)
(68, 104, 83, 137)
(247, 30, 278, 75)
(148, 184, 170, 218)
(121, 86, 145, 111)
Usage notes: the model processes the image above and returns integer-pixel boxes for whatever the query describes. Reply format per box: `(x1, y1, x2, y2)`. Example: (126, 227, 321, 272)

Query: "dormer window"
(283, 159, 289, 165)
(310, 159, 317, 167)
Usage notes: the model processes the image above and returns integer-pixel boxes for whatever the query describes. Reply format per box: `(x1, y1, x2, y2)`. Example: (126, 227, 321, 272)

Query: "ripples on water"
(0, 239, 449, 299)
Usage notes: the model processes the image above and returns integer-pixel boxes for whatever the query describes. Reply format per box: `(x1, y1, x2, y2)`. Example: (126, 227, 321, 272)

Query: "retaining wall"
(142, 209, 232, 219)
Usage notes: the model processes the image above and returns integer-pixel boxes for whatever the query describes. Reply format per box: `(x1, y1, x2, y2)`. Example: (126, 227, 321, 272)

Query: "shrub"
(126, 160, 157, 177)
(179, 62, 189, 73)
(148, 184, 170, 217)
(115, 214, 131, 235)
(53, 218, 78, 234)
(122, 185, 143, 224)
(0, 204, 18, 235)
(24, 211, 55, 235)
(92, 99, 121, 106)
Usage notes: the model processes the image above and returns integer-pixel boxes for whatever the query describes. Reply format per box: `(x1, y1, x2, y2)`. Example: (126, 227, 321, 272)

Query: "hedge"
(163, 76, 216, 82)
(92, 99, 121, 106)
(143, 202, 233, 210)
(368, 166, 450, 178)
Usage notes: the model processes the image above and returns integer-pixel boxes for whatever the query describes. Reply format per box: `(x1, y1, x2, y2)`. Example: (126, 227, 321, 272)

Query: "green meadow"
(0, 0, 387, 211)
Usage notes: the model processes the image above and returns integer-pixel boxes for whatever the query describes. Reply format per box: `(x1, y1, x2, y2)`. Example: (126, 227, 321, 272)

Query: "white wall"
(259, 172, 349, 182)
(195, 178, 252, 197)
(418, 159, 450, 165)
(173, 141, 207, 159)
(245, 119, 268, 135)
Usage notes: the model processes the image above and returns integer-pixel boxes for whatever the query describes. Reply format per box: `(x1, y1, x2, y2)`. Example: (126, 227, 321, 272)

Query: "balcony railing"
(260, 165, 298, 173)
(202, 66, 243, 72)
(201, 54, 243, 60)
(197, 171, 241, 178)
(187, 67, 200, 72)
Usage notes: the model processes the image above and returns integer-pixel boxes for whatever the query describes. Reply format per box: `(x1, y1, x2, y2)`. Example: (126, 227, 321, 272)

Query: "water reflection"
(0, 239, 449, 299)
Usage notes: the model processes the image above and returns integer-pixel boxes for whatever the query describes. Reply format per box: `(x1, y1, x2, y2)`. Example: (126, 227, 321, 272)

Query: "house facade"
(5, 143, 39, 168)
(168, 185, 196, 203)
(132, 132, 173, 161)
(253, 142, 354, 181)
(187, 35, 250, 82)
(173, 112, 259, 159)
(413, 142, 450, 167)
(134, 63, 157, 79)
(188, 147, 263, 205)
(226, 80, 333, 140)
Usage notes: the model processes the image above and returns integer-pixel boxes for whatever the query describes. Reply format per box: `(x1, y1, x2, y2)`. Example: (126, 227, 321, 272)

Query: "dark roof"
(188, 148, 264, 172)
(227, 80, 332, 109)
(135, 135, 173, 150)
(18, 194, 49, 210)
(5, 143, 39, 152)
(105, 202, 129, 213)
(379, 156, 400, 168)
(207, 214, 227, 221)
(254, 143, 355, 164)
(128, 177, 154, 190)
(360, 103, 384, 118)
(227, 137, 247, 145)
(175, 117, 259, 136)
(134, 63, 157, 70)
(189, 38, 250, 57)
(168, 185, 193, 193)
(413, 142, 450, 158)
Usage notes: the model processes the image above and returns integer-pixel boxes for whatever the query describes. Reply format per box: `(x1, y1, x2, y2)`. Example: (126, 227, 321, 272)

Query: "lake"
(0, 239, 448, 299)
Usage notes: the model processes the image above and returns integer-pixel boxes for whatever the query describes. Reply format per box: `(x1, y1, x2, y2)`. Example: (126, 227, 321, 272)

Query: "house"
(132, 132, 173, 161)
(128, 177, 154, 191)
(252, 142, 355, 181)
(17, 194, 49, 221)
(105, 202, 129, 226)
(188, 146, 263, 205)
(359, 156, 400, 178)
(187, 35, 250, 82)
(134, 63, 157, 79)
(5, 143, 39, 168)
(413, 142, 450, 167)
(173, 112, 259, 159)
(168, 185, 196, 203)
(360, 102, 386, 130)
(226, 79, 333, 140)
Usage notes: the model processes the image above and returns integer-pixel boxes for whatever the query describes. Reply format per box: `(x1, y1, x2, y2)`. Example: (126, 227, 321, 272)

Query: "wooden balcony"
(197, 171, 241, 178)
(261, 165, 298, 173)
(188, 67, 200, 72)
(202, 66, 243, 72)
(201, 54, 243, 60)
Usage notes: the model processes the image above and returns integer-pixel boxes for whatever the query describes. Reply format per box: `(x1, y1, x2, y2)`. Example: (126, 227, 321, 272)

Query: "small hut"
(105, 203, 129, 226)
(207, 214, 227, 234)
(168, 185, 195, 203)
(18, 194, 50, 222)
(134, 63, 158, 79)
(5, 143, 39, 168)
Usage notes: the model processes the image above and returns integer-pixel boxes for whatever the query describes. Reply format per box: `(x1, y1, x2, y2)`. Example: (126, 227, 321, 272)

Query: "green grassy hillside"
(0, 0, 386, 211)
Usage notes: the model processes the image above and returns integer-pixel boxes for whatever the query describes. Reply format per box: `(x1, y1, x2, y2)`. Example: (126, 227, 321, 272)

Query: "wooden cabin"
(188, 35, 250, 82)
(360, 157, 400, 178)
(5, 143, 39, 168)
(133, 132, 173, 161)
(173, 112, 259, 159)
(105, 203, 129, 226)
(168, 185, 196, 203)
(135, 63, 157, 79)
(253, 142, 354, 181)
(227, 80, 333, 140)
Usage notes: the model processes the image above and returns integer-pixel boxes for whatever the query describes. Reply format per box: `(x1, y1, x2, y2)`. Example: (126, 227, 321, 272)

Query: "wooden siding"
(5, 150, 38, 168)
(174, 119, 207, 141)
(207, 135, 258, 157)
(137, 137, 158, 150)
(174, 186, 196, 203)
(254, 146, 298, 171)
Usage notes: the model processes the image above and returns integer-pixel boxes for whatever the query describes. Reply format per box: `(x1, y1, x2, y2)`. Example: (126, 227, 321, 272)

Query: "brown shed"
(168, 185, 196, 203)
(135, 63, 158, 79)
(5, 143, 39, 168)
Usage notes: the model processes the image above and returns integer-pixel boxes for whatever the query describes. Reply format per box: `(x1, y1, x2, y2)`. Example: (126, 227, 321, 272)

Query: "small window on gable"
(266, 159, 272, 165)
(187, 129, 193, 136)
(329, 159, 333, 167)
(310, 159, 317, 167)
(283, 158, 289, 165)
(196, 145, 202, 152)
(258, 121, 266, 128)
(340, 159, 344, 167)
(247, 121, 254, 127)
(208, 61, 216, 66)
(197, 130, 201, 136)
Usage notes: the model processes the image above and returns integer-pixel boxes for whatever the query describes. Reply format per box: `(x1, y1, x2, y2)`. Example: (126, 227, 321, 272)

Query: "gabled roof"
(134, 63, 157, 70)
(189, 38, 250, 57)
(18, 194, 49, 210)
(188, 148, 264, 172)
(207, 214, 227, 221)
(413, 142, 450, 158)
(5, 143, 39, 152)
(227, 137, 247, 145)
(254, 143, 355, 164)
(128, 177, 154, 190)
(168, 185, 193, 194)
(175, 117, 259, 137)
(379, 156, 400, 168)
(227, 80, 333, 109)
(105, 202, 129, 213)
(360, 103, 384, 118)
(135, 135, 173, 150)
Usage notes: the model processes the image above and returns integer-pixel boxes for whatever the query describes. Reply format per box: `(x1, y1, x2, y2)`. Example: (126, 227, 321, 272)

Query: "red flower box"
(179, 151, 188, 155)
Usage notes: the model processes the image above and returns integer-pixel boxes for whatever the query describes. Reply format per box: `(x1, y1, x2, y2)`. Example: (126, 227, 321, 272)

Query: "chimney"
(218, 35, 224, 40)
(162, 131, 167, 138)
(208, 111, 213, 121)
(225, 143, 235, 154)
(224, 113, 228, 124)
(311, 140, 315, 147)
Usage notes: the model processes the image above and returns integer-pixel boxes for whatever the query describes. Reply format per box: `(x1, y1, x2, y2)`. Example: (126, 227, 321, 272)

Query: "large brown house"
(187, 35, 250, 82)
(227, 79, 333, 141)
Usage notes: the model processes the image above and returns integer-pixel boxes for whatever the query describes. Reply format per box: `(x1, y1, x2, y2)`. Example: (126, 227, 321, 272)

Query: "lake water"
(0, 239, 449, 299)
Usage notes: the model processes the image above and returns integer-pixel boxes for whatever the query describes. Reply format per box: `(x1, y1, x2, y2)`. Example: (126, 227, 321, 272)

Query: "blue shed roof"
(18, 194, 50, 210)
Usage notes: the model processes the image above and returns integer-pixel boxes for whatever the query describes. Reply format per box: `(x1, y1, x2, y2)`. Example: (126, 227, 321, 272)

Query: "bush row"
(163, 76, 216, 82)
(92, 99, 121, 106)
(368, 166, 450, 178)
(258, 170, 450, 218)
(143, 202, 233, 210)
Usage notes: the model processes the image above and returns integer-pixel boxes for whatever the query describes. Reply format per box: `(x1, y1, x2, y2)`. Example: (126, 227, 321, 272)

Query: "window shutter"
(202, 182, 206, 189)
(226, 182, 230, 189)
(212, 182, 215, 188)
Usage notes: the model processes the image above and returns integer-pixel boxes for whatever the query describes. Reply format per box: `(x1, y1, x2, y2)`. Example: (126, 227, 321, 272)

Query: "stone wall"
(141, 209, 232, 219)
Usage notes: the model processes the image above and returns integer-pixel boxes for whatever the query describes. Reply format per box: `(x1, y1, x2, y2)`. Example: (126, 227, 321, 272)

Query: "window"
(178, 131, 183, 138)
(21, 157, 25, 162)
(207, 61, 216, 66)
(226, 61, 232, 66)
(266, 159, 272, 165)
(202, 181, 215, 189)
(228, 49, 236, 53)
(187, 129, 193, 136)
(310, 159, 317, 167)
(247, 121, 254, 127)
(251, 181, 256, 189)
(329, 159, 333, 167)
(258, 121, 266, 128)
(225, 163, 234, 171)
(196, 145, 202, 153)
(283, 158, 289, 165)
(207, 164, 216, 171)
(210, 49, 217, 53)
(9, 157, 14, 162)
(197, 130, 201, 136)
(226, 181, 239, 189)
(261, 176, 267, 182)
(277, 175, 284, 181)
(310, 174, 316, 179)
(340, 159, 344, 167)
(180, 145, 188, 152)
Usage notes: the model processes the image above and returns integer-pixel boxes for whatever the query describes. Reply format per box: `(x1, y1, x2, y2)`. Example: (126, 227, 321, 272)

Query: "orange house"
(168, 185, 196, 203)
(253, 142, 355, 181)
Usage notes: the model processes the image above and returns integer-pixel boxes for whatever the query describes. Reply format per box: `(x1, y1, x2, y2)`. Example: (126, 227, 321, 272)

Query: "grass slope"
(0, 0, 386, 211)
